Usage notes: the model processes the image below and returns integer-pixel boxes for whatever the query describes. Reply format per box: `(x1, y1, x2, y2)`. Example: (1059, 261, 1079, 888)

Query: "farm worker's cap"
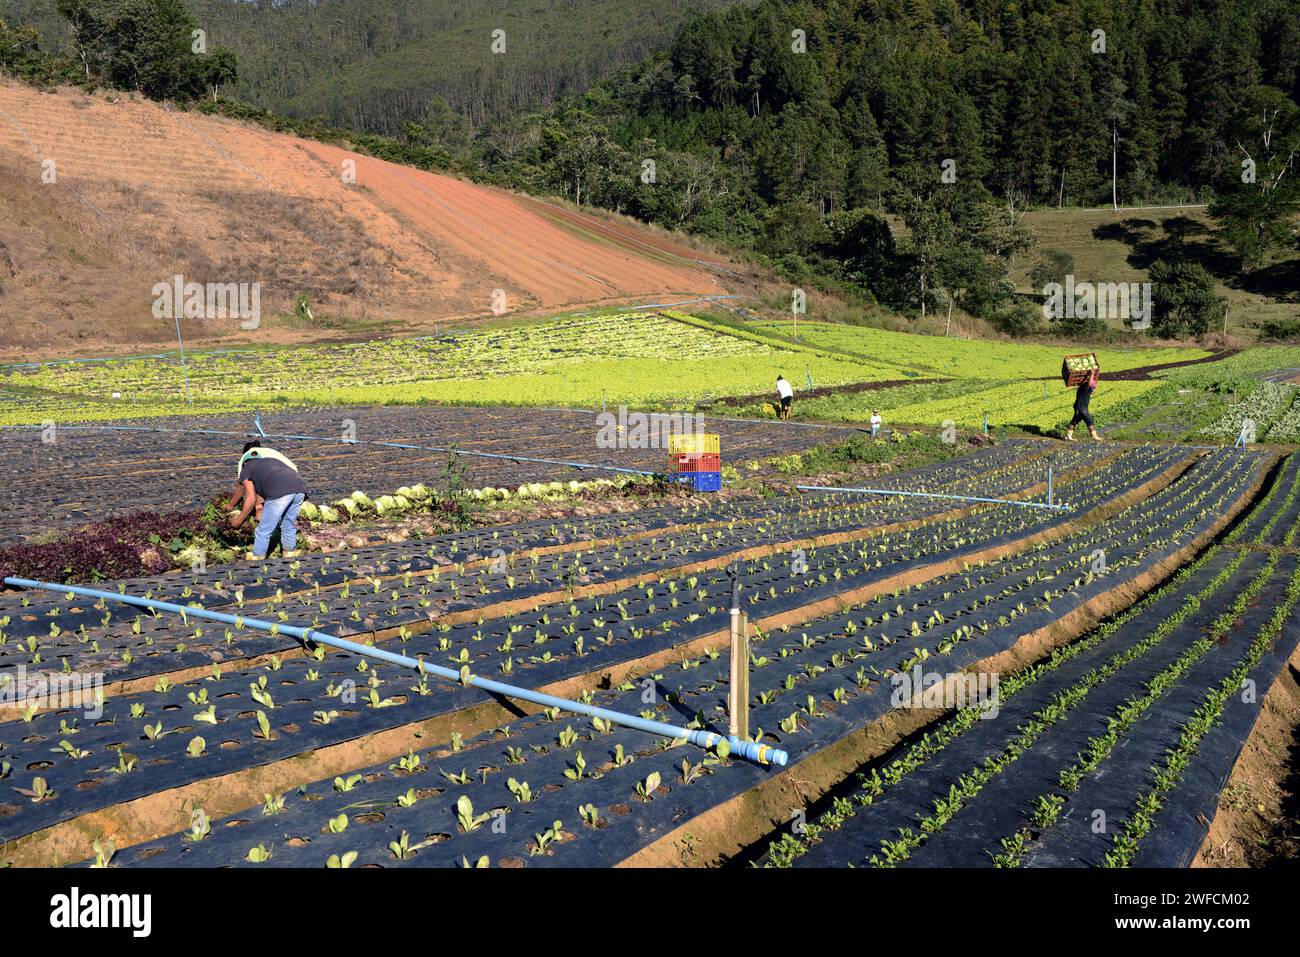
(237, 446, 299, 478)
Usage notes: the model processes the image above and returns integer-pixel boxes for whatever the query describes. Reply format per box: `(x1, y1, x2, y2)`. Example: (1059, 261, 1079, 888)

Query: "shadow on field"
(1091, 216, 1300, 302)
(1008, 424, 1063, 438)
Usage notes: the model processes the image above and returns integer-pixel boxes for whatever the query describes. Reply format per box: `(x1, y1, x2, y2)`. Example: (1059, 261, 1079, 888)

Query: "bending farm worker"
(1065, 367, 1102, 442)
(776, 374, 794, 420)
(227, 441, 310, 559)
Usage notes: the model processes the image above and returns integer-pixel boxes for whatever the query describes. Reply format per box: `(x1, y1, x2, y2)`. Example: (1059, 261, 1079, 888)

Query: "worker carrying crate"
(1062, 353, 1102, 442)
(667, 433, 722, 492)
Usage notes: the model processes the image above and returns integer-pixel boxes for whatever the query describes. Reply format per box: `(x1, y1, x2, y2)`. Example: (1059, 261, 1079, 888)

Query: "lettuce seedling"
(56, 740, 90, 759)
(636, 772, 661, 800)
(188, 808, 211, 842)
(564, 752, 587, 781)
(530, 821, 564, 857)
(246, 845, 272, 863)
(90, 839, 115, 869)
(456, 796, 490, 832)
(333, 775, 362, 793)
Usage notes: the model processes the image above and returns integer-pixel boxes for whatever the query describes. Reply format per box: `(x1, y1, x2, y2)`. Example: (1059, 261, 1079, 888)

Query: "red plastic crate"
(669, 452, 721, 473)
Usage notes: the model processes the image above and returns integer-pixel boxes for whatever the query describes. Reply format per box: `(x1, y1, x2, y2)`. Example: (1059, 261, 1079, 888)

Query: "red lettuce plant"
(0, 510, 204, 585)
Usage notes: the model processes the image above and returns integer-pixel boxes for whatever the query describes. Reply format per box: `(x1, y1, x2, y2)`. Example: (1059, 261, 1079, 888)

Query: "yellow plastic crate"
(668, 433, 720, 454)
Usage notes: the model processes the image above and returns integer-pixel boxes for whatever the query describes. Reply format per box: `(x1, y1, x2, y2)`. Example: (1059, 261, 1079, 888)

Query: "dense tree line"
(2, 0, 236, 99)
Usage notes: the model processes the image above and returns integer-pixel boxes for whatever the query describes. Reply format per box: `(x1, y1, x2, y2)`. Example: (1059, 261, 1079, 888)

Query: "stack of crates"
(667, 433, 722, 492)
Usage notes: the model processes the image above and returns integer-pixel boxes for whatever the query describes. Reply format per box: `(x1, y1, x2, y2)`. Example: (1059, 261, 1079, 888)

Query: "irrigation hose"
(795, 484, 1073, 512)
(2, 576, 787, 767)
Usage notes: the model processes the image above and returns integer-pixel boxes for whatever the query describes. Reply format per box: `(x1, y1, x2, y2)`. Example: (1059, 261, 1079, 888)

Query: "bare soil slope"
(0, 82, 731, 359)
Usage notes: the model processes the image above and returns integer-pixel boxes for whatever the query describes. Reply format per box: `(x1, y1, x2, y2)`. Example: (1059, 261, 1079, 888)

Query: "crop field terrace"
(2, 422, 1296, 870)
(0, 312, 897, 426)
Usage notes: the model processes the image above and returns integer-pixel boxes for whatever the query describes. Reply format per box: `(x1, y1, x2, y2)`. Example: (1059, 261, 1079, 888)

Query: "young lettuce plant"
(636, 772, 662, 801)
(110, 749, 138, 775)
(530, 821, 565, 857)
(507, 778, 534, 803)
(188, 807, 211, 842)
(390, 831, 431, 860)
(90, 839, 115, 869)
(393, 751, 424, 774)
(563, 752, 587, 781)
(456, 796, 491, 832)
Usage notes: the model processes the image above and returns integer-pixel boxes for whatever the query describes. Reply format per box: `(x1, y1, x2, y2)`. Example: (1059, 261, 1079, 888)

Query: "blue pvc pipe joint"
(729, 735, 788, 767)
(685, 730, 786, 766)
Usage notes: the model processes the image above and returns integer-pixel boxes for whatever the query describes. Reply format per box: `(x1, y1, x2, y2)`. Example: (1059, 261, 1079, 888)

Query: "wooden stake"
(729, 610, 750, 739)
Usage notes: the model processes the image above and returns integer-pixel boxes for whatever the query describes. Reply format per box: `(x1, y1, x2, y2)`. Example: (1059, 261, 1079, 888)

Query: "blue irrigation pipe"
(795, 484, 1072, 512)
(2, 576, 786, 767)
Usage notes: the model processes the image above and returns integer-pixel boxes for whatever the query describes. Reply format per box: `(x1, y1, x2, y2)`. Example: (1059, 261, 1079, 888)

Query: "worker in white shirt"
(776, 375, 794, 420)
(870, 410, 883, 437)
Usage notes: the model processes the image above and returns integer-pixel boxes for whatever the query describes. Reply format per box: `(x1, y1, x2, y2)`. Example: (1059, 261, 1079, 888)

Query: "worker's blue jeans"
(253, 493, 305, 557)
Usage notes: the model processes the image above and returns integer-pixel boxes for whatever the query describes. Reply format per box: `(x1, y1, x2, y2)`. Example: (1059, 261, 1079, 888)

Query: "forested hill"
(469, 0, 1299, 336)
(586, 0, 1300, 212)
(0, 0, 749, 132)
